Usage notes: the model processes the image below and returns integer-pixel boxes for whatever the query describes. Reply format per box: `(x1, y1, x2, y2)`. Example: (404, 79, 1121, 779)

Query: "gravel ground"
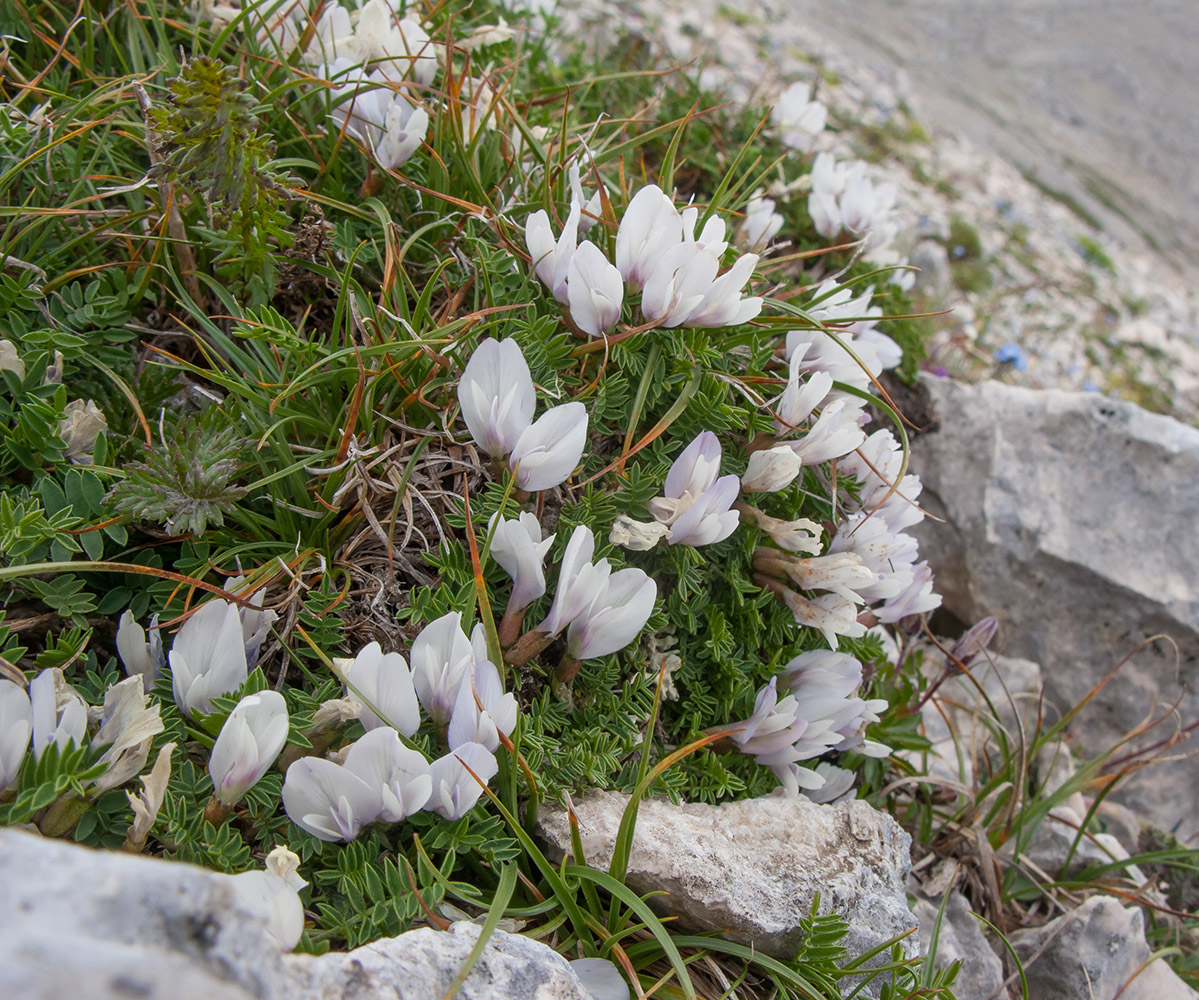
(561, 0, 1199, 421)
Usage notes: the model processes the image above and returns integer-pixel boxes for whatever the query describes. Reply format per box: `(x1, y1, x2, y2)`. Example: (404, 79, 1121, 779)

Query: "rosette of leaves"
(108, 418, 245, 537)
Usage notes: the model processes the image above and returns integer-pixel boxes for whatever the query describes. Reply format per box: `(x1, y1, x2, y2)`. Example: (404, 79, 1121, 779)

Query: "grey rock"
(912, 890, 1005, 1000)
(0, 829, 592, 1000)
(909, 239, 952, 299)
(538, 790, 916, 966)
(1010, 896, 1197, 1000)
(910, 376, 1199, 838)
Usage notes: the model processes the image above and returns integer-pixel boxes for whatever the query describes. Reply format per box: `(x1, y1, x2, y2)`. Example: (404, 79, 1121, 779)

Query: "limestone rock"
(910, 376, 1199, 837)
(912, 890, 1004, 1000)
(538, 790, 916, 964)
(0, 829, 592, 1000)
(1010, 896, 1197, 1000)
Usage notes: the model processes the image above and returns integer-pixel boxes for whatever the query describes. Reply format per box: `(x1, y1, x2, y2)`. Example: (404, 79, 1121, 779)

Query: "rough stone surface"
(1010, 896, 1198, 1000)
(910, 375, 1199, 838)
(0, 829, 592, 1000)
(538, 790, 916, 965)
(912, 890, 1004, 1000)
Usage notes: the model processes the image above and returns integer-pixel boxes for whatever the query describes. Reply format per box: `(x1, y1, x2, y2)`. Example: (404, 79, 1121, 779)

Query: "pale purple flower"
(458, 337, 536, 459)
(489, 512, 555, 614)
(667, 474, 739, 547)
(875, 560, 941, 624)
(169, 599, 249, 718)
(209, 691, 290, 806)
(116, 610, 164, 685)
(342, 641, 420, 736)
(565, 568, 657, 660)
(828, 514, 920, 603)
(0, 679, 31, 790)
(789, 399, 867, 466)
(374, 95, 428, 170)
(538, 526, 610, 637)
(614, 185, 685, 290)
(343, 727, 432, 822)
(427, 742, 499, 820)
(801, 762, 857, 804)
(282, 755, 380, 843)
(509, 401, 588, 492)
(783, 650, 890, 757)
(567, 240, 623, 337)
(650, 431, 739, 547)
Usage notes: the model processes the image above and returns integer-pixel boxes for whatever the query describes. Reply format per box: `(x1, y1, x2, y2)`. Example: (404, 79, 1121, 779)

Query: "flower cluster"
(725, 650, 889, 795)
(457, 337, 588, 493)
(526, 183, 763, 337)
(282, 612, 515, 840)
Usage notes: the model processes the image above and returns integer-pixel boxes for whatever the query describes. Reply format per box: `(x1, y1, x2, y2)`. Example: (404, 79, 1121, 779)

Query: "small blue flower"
(1082, 380, 1101, 393)
(993, 343, 1028, 372)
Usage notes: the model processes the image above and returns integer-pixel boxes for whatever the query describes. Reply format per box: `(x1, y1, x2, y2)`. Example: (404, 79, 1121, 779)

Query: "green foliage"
(149, 56, 294, 305)
(107, 416, 246, 536)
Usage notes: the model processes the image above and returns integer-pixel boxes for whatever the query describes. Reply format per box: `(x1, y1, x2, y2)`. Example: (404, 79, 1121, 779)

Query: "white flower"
(614, 184, 684, 291)
(509, 401, 588, 492)
(447, 659, 518, 752)
(802, 762, 857, 804)
(538, 526, 611, 637)
(410, 612, 475, 725)
(568, 161, 604, 234)
(743, 508, 823, 554)
(90, 675, 164, 793)
(224, 575, 277, 668)
(739, 196, 784, 251)
(641, 243, 760, 329)
(374, 95, 428, 170)
(772, 84, 826, 151)
(230, 847, 307, 950)
(352, 1, 437, 86)
(565, 568, 657, 660)
(776, 348, 834, 430)
(782, 590, 867, 650)
(526, 202, 580, 304)
(567, 240, 623, 337)
(342, 727, 432, 822)
(608, 514, 671, 551)
(124, 742, 174, 852)
(0, 679, 31, 790)
(767, 551, 879, 605)
(828, 514, 919, 603)
(30, 669, 87, 760)
(282, 755, 380, 843)
(210, 691, 290, 806)
(458, 337, 536, 459)
(116, 610, 164, 685)
(489, 512, 555, 614)
(169, 599, 249, 718)
(59, 398, 107, 464)
(342, 641, 420, 736)
(741, 445, 802, 493)
(456, 75, 498, 141)
(427, 742, 498, 820)
(0, 339, 25, 379)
